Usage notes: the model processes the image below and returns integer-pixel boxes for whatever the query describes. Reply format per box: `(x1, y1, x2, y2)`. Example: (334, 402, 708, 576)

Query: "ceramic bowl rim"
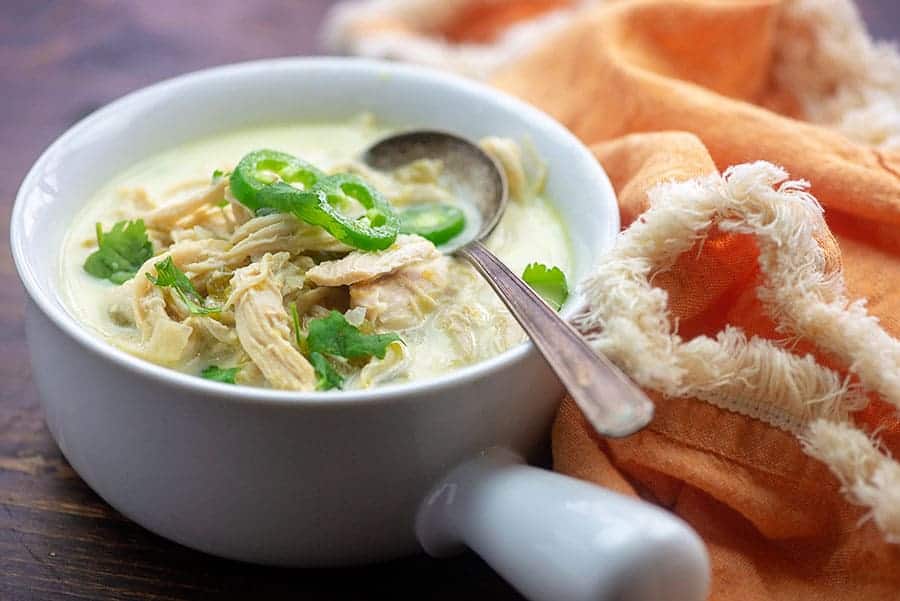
(10, 57, 619, 409)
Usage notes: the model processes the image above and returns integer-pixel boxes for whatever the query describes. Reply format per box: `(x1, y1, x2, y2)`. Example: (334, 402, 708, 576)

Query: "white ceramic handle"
(417, 448, 709, 601)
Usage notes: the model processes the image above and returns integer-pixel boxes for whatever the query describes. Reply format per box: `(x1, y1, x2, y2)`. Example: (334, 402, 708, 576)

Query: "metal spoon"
(363, 131, 654, 437)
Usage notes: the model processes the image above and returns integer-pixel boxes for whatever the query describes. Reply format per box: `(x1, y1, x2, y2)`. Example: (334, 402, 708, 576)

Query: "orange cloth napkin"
(325, 0, 900, 598)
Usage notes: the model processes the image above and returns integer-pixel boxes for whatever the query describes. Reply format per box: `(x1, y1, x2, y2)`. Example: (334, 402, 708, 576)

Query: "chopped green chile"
(399, 204, 466, 245)
(229, 149, 399, 251)
(228, 150, 323, 206)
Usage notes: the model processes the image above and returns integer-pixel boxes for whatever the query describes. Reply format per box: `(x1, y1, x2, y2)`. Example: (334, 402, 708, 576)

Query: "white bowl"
(11, 58, 708, 601)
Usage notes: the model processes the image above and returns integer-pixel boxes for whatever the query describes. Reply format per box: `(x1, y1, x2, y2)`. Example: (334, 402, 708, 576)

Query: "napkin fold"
(324, 1, 900, 598)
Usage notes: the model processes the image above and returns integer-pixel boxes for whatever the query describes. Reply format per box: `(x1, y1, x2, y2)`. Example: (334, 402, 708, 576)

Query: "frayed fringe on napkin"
(322, 0, 594, 79)
(574, 161, 900, 542)
(322, 0, 900, 542)
(322, 0, 900, 149)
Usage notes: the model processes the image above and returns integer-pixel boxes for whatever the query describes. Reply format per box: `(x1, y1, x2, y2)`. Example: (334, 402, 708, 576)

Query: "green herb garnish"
(307, 311, 401, 360)
(522, 262, 568, 311)
(309, 351, 343, 391)
(201, 365, 239, 384)
(289, 306, 350, 390)
(83, 219, 154, 284)
(146, 256, 220, 315)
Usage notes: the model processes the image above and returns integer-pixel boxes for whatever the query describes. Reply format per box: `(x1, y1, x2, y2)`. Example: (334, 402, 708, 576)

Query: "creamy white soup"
(61, 115, 572, 390)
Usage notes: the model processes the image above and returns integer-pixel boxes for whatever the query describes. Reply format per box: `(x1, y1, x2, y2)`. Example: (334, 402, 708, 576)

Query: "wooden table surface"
(1, 1, 897, 600)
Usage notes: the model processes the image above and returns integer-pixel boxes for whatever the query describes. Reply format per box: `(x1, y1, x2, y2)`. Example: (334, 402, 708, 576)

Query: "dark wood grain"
(1, 2, 898, 600)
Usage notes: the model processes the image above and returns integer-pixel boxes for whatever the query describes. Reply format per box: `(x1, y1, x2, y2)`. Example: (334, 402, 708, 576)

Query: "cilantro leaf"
(307, 311, 400, 360)
(146, 256, 220, 315)
(522, 262, 568, 311)
(201, 365, 239, 384)
(309, 351, 344, 390)
(83, 219, 154, 284)
(290, 305, 344, 390)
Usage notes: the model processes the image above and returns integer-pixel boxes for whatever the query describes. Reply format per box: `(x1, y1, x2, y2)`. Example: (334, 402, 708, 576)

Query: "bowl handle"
(416, 448, 709, 601)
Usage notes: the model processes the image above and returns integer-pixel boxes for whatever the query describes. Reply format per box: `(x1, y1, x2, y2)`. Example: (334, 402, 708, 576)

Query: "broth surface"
(61, 117, 572, 389)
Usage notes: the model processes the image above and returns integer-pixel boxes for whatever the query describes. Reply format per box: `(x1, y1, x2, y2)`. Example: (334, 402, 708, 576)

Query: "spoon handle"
(457, 241, 654, 438)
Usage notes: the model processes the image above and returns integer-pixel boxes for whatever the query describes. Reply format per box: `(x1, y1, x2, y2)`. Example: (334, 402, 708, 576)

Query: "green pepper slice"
(229, 150, 399, 251)
(399, 204, 466, 245)
(229, 150, 323, 210)
(309, 173, 400, 250)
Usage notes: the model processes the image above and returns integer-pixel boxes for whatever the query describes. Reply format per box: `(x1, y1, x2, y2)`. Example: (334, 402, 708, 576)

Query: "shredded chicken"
(227, 253, 316, 390)
(349, 256, 451, 329)
(144, 179, 227, 230)
(306, 234, 440, 286)
(437, 299, 522, 363)
(188, 315, 239, 347)
(131, 240, 226, 363)
(226, 187, 254, 226)
(226, 213, 350, 266)
(79, 133, 547, 390)
(288, 286, 349, 319)
(357, 340, 410, 388)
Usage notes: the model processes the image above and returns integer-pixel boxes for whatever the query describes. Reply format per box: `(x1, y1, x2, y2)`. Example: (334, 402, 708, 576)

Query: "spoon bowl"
(364, 131, 655, 438)
(362, 130, 508, 252)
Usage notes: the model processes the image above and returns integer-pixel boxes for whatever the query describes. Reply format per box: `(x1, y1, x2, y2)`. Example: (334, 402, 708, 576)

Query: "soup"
(61, 116, 572, 390)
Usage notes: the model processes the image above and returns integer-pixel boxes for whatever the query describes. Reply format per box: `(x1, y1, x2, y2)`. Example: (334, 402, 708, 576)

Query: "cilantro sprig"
(83, 219, 154, 284)
(289, 304, 344, 390)
(522, 262, 568, 311)
(307, 311, 400, 360)
(290, 310, 402, 391)
(201, 365, 239, 384)
(146, 256, 220, 315)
